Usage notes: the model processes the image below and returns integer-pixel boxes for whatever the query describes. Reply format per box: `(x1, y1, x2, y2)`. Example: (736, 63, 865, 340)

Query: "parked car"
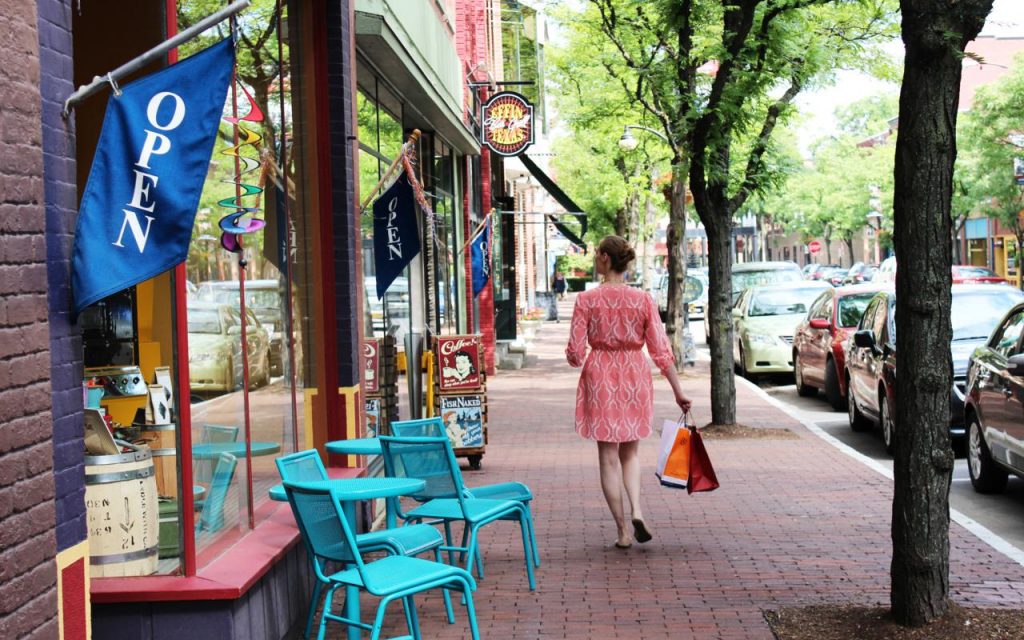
(874, 256, 897, 283)
(792, 284, 888, 410)
(804, 264, 842, 281)
(845, 284, 1024, 454)
(964, 301, 1024, 493)
(196, 279, 287, 376)
(655, 270, 709, 321)
(952, 265, 1008, 285)
(365, 275, 411, 341)
(732, 281, 833, 378)
(705, 261, 803, 338)
(188, 302, 272, 394)
(820, 266, 849, 287)
(841, 262, 878, 285)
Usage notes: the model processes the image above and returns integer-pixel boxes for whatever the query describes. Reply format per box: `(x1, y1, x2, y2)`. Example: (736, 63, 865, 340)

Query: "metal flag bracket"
(61, 0, 250, 119)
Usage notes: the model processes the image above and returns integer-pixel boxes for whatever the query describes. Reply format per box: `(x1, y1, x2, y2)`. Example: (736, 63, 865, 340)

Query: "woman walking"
(566, 236, 692, 548)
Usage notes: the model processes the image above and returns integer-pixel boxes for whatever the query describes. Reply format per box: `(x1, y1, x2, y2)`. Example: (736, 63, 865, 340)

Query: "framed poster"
(365, 397, 382, 438)
(437, 395, 485, 449)
(363, 339, 380, 395)
(436, 335, 483, 392)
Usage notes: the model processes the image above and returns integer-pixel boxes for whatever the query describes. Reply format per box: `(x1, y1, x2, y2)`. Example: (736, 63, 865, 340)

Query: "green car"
(188, 302, 272, 395)
(732, 281, 833, 378)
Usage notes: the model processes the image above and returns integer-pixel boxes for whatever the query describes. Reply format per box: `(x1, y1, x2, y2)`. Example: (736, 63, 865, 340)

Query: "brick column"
(1, 0, 60, 636)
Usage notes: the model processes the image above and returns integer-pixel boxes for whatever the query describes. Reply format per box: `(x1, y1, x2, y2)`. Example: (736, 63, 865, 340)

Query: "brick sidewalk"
(341, 295, 1024, 639)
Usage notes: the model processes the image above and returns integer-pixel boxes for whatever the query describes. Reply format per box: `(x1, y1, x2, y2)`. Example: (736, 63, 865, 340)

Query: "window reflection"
(174, 0, 314, 570)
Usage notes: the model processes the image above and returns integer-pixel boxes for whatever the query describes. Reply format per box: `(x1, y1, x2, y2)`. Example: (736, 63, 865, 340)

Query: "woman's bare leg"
(597, 441, 630, 545)
(618, 440, 643, 523)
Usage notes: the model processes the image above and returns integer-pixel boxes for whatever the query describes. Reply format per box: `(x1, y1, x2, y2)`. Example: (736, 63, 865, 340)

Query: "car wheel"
(880, 392, 895, 456)
(967, 416, 1008, 494)
(257, 351, 271, 387)
(824, 359, 845, 411)
(847, 373, 869, 432)
(794, 354, 816, 397)
(739, 346, 751, 381)
(227, 357, 238, 392)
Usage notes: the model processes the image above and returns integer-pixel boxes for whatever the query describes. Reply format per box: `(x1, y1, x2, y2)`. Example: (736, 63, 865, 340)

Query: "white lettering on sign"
(112, 91, 186, 254)
(113, 210, 156, 252)
(440, 338, 477, 356)
(363, 341, 376, 357)
(386, 196, 402, 260)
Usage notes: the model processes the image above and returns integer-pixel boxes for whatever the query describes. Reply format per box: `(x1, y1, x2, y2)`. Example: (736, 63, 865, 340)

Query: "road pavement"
(690, 320, 1024, 558)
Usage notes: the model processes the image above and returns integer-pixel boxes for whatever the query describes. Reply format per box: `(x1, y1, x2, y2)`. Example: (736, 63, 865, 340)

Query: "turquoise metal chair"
(195, 424, 240, 491)
(283, 481, 480, 640)
(196, 452, 237, 534)
(276, 450, 454, 639)
(378, 436, 536, 591)
(391, 418, 539, 567)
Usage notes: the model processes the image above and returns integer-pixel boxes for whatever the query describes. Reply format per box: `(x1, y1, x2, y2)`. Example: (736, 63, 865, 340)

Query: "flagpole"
(459, 212, 492, 255)
(62, 0, 251, 117)
(360, 129, 421, 211)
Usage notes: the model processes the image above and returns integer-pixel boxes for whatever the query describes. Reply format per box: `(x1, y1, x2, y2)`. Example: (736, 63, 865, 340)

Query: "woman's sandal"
(632, 518, 652, 544)
(614, 541, 632, 549)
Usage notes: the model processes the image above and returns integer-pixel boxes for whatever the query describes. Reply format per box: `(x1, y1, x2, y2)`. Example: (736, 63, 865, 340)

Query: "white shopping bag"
(655, 416, 692, 489)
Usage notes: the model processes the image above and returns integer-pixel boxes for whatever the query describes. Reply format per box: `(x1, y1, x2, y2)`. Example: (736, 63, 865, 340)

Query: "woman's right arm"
(565, 295, 589, 367)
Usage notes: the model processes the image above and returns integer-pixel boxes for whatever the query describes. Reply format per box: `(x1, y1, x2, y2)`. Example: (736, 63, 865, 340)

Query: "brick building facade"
(0, 0, 62, 637)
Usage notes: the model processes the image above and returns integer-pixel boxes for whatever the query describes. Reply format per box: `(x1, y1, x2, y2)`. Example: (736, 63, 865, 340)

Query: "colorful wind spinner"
(219, 82, 266, 253)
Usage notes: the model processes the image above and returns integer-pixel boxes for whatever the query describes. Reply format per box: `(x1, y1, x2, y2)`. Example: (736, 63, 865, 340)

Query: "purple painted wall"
(38, 0, 87, 553)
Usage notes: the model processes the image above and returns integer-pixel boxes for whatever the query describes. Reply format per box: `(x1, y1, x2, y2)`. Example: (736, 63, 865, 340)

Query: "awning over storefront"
(518, 154, 588, 250)
(355, 5, 479, 155)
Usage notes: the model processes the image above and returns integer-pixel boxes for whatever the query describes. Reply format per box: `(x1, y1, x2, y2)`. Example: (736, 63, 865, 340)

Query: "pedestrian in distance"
(552, 270, 567, 301)
(566, 235, 692, 549)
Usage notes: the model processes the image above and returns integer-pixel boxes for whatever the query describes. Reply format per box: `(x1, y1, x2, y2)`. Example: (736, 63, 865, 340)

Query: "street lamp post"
(866, 211, 884, 264)
(618, 125, 695, 366)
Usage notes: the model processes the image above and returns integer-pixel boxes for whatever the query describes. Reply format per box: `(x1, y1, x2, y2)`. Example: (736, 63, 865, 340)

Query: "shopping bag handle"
(679, 410, 697, 431)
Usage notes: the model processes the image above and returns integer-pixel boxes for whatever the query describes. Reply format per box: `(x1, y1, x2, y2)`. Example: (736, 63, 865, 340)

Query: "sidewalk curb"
(735, 374, 1024, 568)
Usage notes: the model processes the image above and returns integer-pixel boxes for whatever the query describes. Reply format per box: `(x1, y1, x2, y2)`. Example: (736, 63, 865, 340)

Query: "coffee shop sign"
(481, 91, 534, 157)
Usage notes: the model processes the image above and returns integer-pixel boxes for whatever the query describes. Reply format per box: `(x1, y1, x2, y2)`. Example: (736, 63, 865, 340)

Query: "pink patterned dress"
(566, 284, 675, 442)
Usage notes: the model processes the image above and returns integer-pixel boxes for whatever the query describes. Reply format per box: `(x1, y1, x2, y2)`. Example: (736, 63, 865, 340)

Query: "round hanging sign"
(481, 91, 535, 157)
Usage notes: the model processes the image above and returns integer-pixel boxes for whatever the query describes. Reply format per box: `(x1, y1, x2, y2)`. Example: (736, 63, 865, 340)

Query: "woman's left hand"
(674, 391, 692, 413)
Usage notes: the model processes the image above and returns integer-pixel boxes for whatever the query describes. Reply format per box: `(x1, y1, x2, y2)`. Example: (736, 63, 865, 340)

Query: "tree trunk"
(665, 161, 688, 366)
(704, 214, 735, 425)
(845, 237, 855, 266)
(891, 0, 991, 626)
(824, 228, 833, 265)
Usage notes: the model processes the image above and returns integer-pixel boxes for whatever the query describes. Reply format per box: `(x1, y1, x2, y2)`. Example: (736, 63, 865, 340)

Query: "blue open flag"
(72, 39, 235, 316)
(471, 218, 491, 297)
(372, 173, 421, 299)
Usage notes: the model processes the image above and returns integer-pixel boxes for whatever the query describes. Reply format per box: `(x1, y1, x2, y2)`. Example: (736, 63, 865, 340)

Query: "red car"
(952, 265, 1008, 285)
(792, 284, 891, 410)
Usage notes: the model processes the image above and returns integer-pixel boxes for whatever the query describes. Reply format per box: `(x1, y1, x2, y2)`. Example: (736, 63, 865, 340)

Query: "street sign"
(808, 240, 822, 255)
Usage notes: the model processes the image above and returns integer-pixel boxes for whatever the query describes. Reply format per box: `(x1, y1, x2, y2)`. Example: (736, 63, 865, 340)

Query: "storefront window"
(358, 80, 409, 344)
(174, 0, 315, 569)
(431, 137, 460, 335)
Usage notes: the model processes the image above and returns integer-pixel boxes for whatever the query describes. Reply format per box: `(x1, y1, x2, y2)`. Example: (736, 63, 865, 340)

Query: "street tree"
(768, 132, 895, 266)
(891, 0, 994, 626)
(549, 23, 673, 297)
(590, 0, 897, 424)
(956, 63, 1024, 287)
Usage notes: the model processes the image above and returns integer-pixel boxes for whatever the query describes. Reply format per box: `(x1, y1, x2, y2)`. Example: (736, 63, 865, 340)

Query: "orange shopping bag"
(655, 412, 720, 493)
(655, 414, 693, 489)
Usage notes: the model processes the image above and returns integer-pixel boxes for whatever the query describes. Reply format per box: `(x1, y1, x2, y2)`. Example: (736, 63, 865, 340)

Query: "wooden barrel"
(136, 424, 177, 498)
(85, 447, 159, 578)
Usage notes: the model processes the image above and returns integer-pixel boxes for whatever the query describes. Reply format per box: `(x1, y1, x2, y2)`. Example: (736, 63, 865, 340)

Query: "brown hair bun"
(598, 235, 636, 274)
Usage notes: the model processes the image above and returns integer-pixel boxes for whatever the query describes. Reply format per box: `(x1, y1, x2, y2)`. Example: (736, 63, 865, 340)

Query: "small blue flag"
(471, 218, 491, 297)
(72, 39, 235, 316)
(372, 173, 421, 299)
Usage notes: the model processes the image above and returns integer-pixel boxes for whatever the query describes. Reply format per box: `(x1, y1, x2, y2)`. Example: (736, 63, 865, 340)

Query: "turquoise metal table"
(192, 441, 280, 459)
(325, 437, 382, 457)
(274, 477, 426, 640)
